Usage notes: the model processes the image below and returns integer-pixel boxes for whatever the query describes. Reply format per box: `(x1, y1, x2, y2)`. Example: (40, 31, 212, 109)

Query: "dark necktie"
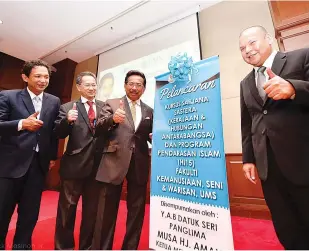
(87, 101, 95, 130)
(257, 66, 266, 100)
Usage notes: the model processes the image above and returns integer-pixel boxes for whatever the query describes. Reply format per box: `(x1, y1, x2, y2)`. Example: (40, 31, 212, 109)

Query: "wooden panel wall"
(45, 58, 77, 190)
(0, 52, 25, 90)
(226, 154, 270, 220)
(269, 1, 309, 51)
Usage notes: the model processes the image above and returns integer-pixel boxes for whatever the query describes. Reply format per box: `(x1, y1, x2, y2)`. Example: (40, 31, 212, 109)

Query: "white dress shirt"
(80, 96, 97, 117)
(254, 50, 277, 85)
(18, 87, 44, 151)
(126, 96, 141, 130)
(18, 88, 43, 130)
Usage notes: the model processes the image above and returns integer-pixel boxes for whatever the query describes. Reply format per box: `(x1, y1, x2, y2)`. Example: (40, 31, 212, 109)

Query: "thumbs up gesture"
(263, 68, 295, 100)
(22, 111, 44, 131)
(67, 102, 78, 123)
(29, 111, 40, 119)
(113, 99, 126, 124)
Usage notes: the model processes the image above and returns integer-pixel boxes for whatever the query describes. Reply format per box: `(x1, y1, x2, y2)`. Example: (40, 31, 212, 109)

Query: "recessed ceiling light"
(0, 20, 3, 24)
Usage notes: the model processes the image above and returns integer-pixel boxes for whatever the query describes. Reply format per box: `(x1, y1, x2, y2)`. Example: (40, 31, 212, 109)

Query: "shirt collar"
(27, 87, 43, 101)
(126, 96, 141, 106)
(254, 50, 278, 73)
(81, 96, 95, 104)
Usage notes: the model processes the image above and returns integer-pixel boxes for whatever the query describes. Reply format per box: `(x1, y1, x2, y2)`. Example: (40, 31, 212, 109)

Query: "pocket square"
(145, 117, 151, 120)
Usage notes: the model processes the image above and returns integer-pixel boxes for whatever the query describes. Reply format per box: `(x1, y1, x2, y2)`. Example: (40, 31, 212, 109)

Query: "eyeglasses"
(82, 84, 97, 88)
(126, 82, 144, 88)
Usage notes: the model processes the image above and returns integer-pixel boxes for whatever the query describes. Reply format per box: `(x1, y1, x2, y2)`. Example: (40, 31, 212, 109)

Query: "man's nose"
(245, 45, 252, 54)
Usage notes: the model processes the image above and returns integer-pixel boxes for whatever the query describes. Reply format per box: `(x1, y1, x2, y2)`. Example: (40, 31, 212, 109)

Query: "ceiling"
(0, 1, 220, 66)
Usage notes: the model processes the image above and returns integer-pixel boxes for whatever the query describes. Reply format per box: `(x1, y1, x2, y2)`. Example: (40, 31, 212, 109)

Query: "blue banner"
(150, 54, 234, 250)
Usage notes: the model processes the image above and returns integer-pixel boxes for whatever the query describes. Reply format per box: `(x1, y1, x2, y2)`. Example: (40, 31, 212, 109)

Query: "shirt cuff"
(18, 119, 24, 131)
(291, 94, 296, 100)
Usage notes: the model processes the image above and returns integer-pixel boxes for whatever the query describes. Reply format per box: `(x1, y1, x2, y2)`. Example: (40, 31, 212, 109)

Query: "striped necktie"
(256, 66, 266, 100)
(130, 101, 136, 125)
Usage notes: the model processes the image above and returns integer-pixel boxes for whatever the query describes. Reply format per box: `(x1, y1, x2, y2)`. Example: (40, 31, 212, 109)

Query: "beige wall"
(71, 55, 99, 101)
(199, 1, 278, 153)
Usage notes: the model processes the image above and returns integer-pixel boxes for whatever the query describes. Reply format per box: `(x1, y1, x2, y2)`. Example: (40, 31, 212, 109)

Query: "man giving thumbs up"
(239, 25, 309, 249)
(54, 71, 104, 250)
(0, 60, 61, 250)
(93, 70, 153, 250)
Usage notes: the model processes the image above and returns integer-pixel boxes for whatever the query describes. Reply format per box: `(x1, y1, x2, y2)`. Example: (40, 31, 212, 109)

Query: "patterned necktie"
(87, 101, 95, 130)
(33, 96, 41, 118)
(130, 101, 136, 125)
(257, 66, 266, 100)
(33, 96, 41, 152)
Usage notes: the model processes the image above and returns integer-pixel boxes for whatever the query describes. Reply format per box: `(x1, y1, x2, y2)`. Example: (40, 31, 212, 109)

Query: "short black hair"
(76, 71, 96, 85)
(125, 70, 146, 87)
(21, 59, 51, 77)
(239, 25, 268, 38)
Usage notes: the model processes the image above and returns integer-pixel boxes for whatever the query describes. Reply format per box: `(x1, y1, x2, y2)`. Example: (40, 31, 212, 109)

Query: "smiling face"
(239, 27, 273, 67)
(22, 66, 50, 95)
(76, 75, 97, 101)
(124, 75, 145, 101)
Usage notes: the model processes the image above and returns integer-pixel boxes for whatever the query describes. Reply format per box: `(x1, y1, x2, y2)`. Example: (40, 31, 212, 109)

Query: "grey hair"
(76, 71, 96, 85)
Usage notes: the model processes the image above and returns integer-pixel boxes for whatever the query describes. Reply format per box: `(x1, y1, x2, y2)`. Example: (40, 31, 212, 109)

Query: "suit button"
(33, 146, 36, 150)
(263, 110, 267, 115)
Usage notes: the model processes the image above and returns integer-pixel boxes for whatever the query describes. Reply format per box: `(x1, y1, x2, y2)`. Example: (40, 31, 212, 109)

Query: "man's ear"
(266, 33, 273, 45)
(21, 74, 28, 83)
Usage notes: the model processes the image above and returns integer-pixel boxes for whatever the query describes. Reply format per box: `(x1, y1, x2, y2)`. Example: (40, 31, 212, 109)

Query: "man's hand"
(22, 111, 43, 132)
(49, 160, 56, 170)
(263, 68, 295, 100)
(243, 163, 257, 184)
(113, 100, 126, 124)
(67, 103, 78, 123)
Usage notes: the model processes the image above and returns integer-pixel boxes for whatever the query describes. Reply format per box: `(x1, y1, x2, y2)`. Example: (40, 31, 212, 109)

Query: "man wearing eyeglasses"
(93, 70, 153, 250)
(54, 71, 104, 250)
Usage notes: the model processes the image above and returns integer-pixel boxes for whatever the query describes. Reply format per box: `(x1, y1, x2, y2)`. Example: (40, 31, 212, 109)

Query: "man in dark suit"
(54, 71, 104, 250)
(92, 70, 153, 250)
(240, 26, 309, 249)
(0, 60, 60, 250)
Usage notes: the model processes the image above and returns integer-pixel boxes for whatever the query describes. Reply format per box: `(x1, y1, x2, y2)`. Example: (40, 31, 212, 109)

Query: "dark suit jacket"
(241, 48, 309, 185)
(0, 88, 60, 178)
(95, 96, 153, 185)
(54, 98, 104, 179)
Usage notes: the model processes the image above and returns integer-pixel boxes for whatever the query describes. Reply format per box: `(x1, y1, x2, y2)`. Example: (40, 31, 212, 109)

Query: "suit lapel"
(95, 100, 103, 120)
(271, 52, 287, 76)
(21, 88, 35, 115)
(123, 96, 135, 130)
(263, 52, 287, 107)
(76, 99, 93, 133)
(247, 70, 264, 107)
(39, 93, 49, 121)
(136, 101, 147, 132)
